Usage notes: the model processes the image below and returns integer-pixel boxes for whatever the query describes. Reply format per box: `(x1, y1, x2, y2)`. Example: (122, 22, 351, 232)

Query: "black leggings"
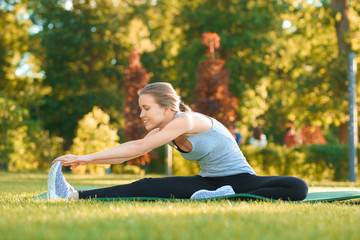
(78, 173, 308, 201)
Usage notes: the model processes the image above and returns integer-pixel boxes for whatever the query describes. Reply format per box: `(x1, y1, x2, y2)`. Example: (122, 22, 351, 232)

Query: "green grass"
(1, 172, 360, 240)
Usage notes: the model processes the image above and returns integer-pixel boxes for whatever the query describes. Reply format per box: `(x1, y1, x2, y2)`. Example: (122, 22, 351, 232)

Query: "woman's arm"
(60, 128, 159, 169)
(53, 114, 193, 168)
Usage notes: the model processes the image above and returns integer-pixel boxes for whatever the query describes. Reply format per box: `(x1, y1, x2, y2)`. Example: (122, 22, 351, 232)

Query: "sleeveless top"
(168, 112, 256, 177)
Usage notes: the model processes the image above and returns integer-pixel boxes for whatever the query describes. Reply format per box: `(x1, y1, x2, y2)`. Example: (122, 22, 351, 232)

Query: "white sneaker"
(190, 185, 235, 199)
(47, 161, 74, 199)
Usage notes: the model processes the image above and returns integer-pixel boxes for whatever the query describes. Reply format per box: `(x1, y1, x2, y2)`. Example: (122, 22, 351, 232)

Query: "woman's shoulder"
(176, 112, 212, 123)
(175, 112, 213, 134)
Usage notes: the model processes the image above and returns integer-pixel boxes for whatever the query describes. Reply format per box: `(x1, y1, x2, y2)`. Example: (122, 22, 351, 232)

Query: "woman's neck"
(159, 111, 177, 130)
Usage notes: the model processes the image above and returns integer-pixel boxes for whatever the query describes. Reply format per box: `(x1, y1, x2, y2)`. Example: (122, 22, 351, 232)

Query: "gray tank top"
(169, 112, 256, 177)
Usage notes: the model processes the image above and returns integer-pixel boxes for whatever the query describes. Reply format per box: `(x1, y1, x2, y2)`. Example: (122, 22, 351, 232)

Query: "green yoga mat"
(35, 188, 360, 202)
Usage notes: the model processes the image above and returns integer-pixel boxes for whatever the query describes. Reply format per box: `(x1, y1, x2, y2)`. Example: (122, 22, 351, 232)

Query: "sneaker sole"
(47, 161, 61, 199)
(191, 185, 235, 199)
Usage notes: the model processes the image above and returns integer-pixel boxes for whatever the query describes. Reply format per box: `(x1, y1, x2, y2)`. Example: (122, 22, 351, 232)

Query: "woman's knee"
(290, 177, 308, 200)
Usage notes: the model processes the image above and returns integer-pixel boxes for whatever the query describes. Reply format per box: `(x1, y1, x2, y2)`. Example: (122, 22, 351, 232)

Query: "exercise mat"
(35, 188, 360, 202)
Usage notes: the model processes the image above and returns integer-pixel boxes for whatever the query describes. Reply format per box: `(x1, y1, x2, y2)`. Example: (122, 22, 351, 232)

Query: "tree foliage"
(70, 106, 119, 174)
(122, 49, 150, 166)
(29, 0, 129, 142)
(1, 0, 360, 171)
(193, 32, 238, 132)
(8, 123, 63, 171)
(0, 0, 57, 170)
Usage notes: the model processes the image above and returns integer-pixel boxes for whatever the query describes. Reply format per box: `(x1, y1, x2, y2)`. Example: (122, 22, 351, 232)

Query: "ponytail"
(179, 101, 191, 112)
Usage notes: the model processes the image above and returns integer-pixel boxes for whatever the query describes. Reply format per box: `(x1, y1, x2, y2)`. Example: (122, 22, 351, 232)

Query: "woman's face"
(138, 94, 168, 130)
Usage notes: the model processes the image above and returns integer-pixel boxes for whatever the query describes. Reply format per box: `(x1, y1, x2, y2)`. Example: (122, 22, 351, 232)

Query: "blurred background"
(1, 0, 359, 181)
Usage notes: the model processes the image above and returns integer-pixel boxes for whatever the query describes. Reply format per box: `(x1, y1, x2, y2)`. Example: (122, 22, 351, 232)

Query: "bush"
(242, 144, 352, 181)
(304, 144, 348, 181)
(172, 150, 200, 176)
(241, 144, 298, 177)
(70, 106, 119, 175)
(8, 123, 63, 172)
(171, 143, 358, 181)
(111, 164, 145, 175)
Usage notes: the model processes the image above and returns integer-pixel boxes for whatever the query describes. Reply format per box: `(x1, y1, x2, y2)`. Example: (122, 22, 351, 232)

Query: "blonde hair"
(139, 82, 191, 112)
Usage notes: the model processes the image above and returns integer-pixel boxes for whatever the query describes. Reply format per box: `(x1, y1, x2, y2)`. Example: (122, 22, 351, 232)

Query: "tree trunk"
(331, 0, 351, 54)
(339, 122, 348, 145)
(331, 0, 352, 144)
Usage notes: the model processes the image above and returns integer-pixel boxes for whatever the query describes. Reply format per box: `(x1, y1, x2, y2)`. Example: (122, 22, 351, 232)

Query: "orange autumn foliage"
(122, 49, 151, 166)
(193, 32, 238, 133)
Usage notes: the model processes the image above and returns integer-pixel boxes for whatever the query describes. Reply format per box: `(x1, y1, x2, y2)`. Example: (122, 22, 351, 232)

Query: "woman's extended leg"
(207, 173, 308, 201)
(78, 175, 217, 199)
(243, 175, 308, 200)
(48, 162, 218, 200)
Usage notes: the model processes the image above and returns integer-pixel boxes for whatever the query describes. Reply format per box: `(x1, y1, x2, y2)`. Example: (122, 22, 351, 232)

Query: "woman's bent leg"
(78, 175, 216, 199)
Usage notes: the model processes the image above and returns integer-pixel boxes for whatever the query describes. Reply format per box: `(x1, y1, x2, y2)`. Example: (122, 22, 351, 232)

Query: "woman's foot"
(47, 161, 74, 199)
(190, 185, 235, 199)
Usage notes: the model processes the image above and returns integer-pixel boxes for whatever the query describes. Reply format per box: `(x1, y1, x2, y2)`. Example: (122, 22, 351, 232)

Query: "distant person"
(250, 127, 267, 147)
(47, 82, 307, 201)
(233, 127, 244, 145)
(284, 123, 302, 148)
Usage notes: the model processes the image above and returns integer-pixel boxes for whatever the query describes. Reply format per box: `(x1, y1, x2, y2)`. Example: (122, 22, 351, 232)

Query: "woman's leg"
(207, 173, 308, 201)
(78, 175, 217, 199)
(243, 175, 308, 200)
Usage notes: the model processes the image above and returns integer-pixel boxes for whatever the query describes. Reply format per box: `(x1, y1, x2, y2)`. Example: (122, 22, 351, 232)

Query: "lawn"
(1, 171, 360, 240)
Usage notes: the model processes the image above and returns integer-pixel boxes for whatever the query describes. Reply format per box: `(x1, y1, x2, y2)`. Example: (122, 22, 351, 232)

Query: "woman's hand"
(52, 154, 91, 169)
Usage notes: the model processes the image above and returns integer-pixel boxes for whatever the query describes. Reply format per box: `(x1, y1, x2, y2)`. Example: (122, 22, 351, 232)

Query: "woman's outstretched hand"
(52, 154, 91, 169)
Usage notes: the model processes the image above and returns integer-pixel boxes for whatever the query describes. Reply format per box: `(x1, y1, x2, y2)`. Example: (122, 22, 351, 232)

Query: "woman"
(48, 82, 308, 200)
(250, 127, 267, 147)
(284, 123, 302, 148)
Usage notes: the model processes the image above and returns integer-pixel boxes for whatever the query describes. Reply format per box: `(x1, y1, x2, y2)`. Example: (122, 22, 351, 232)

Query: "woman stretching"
(48, 82, 308, 200)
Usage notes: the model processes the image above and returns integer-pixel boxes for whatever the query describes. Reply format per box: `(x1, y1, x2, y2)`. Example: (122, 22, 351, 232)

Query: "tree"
(0, 0, 54, 169)
(332, 0, 351, 53)
(267, 0, 360, 143)
(331, 0, 356, 144)
(175, 0, 286, 99)
(8, 123, 63, 172)
(122, 49, 151, 167)
(0, 98, 26, 169)
(70, 106, 119, 174)
(193, 32, 238, 132)
(126, 0, 186, 93)
(29, 0, 130, 144)
(0, 2, 29, 168)
(172, 0, 292, 142)
(261, 1, 344, 142)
